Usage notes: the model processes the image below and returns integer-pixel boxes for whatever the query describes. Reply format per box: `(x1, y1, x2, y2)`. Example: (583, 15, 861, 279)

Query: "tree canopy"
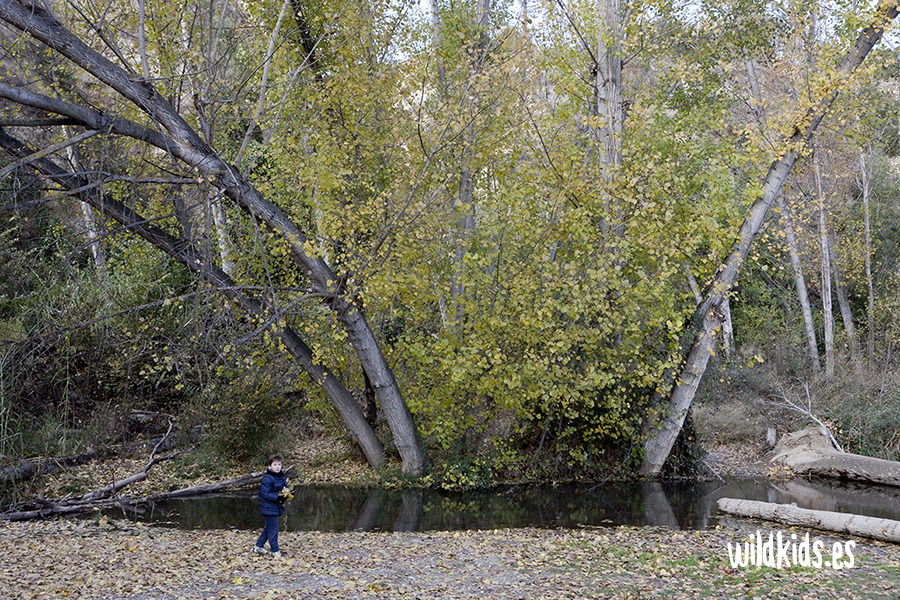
(1, 0, 898, 482)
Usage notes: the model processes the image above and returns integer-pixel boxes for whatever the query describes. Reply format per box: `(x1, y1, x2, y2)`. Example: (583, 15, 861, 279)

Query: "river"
(111, 477, 900, 532)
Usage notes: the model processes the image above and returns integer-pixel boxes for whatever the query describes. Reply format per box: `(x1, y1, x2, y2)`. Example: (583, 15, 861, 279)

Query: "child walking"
(252, 453, 289, 558)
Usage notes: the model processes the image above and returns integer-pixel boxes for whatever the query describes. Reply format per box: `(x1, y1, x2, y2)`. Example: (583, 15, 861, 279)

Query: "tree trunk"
(769, 427, 900, 487)
(449, 0, 491, 324)
(0, 1, 428, 476)
(450, 142, 475, 321)
(589, 0, 625, 240)
(428, 0, 446, 88)
(827, 227, 859, 366)
(859, 150, 875, 369)
(814, 154, 835, 379)
(688, 272, 732, 357)
(720, 296, 733, 359)
(209, 195, 233, 275)
(63, 129, 106, 274)
(639, 0, 900, 477)
(0, 129, 387, 471)
(778, 195, 822, 372)
(717, 498, 900, 543)
(594, 0, 623, 180)
(780, 194, 820, 371)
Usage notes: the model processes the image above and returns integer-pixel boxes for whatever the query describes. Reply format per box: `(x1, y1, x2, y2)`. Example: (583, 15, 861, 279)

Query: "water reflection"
(111, 478, 900, 532)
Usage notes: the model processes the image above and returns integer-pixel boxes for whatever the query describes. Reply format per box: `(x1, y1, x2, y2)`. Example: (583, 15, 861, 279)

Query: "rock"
(769, 427, 900, 487)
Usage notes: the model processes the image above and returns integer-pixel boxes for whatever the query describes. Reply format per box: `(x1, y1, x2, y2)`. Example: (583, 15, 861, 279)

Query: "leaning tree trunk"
(780, 194, 820, 371)
(0, 129, 387, 471)
(688, 272, 733, 357)
(0, 0, 428, 476)
(640, 0, 900, 477)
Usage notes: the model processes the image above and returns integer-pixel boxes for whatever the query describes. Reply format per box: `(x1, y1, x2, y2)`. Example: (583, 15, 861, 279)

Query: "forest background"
(1, 0, 899, 493)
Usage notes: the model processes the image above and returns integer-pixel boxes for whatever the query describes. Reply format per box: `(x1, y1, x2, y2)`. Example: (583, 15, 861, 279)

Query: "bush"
(201, 365, 304, 463)
(817, 371, 900, 461)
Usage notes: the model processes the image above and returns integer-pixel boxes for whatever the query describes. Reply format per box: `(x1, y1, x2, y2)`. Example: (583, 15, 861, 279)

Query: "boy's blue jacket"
(258, 468, 287, 516)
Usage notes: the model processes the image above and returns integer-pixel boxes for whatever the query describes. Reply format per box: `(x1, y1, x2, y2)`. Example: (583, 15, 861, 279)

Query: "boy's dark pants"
(256, 515, 280, 552)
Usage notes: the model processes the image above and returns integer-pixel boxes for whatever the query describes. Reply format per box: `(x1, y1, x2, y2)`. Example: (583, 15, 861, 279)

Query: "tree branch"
(0, 128, 102, 180)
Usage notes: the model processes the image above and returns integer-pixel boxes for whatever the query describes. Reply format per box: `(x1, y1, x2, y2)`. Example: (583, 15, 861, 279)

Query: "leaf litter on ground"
(0, 515, 897, 599)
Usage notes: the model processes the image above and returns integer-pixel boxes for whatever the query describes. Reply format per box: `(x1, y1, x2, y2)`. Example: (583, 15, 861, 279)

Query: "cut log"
(717, 498, 900, 543)
(770, 427, 900, 487)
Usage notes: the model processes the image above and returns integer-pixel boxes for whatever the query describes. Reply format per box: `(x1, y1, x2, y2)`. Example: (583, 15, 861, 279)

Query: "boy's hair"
(267, 453, 283, 466)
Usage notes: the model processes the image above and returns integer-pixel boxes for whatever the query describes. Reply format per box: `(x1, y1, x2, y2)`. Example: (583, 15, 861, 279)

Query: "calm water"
(109, 477, 900, 532)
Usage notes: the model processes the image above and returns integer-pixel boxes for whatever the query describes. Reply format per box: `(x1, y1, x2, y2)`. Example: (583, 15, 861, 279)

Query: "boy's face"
(269, 460, 283, 473)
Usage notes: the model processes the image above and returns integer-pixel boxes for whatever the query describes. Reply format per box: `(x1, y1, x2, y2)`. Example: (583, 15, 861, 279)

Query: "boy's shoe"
(272, 551, 282, 558)
(252, 546, 268, 555)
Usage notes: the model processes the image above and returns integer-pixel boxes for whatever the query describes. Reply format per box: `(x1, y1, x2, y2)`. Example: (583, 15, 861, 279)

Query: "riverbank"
(0, 517, 897, 598)
(34, 435, 772, 502)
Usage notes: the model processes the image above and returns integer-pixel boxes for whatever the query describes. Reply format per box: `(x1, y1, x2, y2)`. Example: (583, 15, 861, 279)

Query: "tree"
(859, 149, 875, 369)
(814, 151, 836, 379)
(640, 0, 900, 476)
(780, 193, 821, 371)
(0, 0, 427, 475)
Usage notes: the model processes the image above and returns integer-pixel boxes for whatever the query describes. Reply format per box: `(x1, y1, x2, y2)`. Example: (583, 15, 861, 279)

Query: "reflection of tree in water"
(351, 490, 384, 531)
(120, 479, 900, 532)
(394, 491, 424, 532)
(642, 482, 679, 528)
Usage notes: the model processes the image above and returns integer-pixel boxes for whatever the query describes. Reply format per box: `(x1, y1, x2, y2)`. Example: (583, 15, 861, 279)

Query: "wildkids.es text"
(726, 530, 856, 569)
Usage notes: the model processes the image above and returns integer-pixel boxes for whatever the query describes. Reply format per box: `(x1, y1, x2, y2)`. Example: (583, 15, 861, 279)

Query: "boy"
(252, 453, 289, 557)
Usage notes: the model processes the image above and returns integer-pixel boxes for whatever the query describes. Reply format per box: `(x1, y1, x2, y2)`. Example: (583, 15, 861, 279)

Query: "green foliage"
(1, 0, 898, 480)
(424, 454, 493, 491)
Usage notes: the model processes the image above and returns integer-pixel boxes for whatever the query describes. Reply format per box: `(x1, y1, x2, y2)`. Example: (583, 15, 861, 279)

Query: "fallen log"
(0, 449, 115, 484)
(135, 469, 276, 501)
(769, 427, 900, 488)
(0, 466, 292, 521)
(76, 421, 181, 503)
(717, 498, 900, 544)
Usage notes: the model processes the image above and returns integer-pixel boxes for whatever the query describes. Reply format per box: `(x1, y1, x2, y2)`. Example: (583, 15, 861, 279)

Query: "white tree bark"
(594, 0, 623, 179)
(428, 0, 446, 87)
(640, 0, 900, 476)
(64, 128, 106, 275)
(688, 272, 732, 357)
(717, 498, 900, 543)
(859, 150, 875, 369)
(780, 194, 820, 371)
(814, 155, 835, 379)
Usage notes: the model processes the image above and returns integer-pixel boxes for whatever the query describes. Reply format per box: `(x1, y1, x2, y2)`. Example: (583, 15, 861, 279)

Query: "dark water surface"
(110, 477, 900, 532)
